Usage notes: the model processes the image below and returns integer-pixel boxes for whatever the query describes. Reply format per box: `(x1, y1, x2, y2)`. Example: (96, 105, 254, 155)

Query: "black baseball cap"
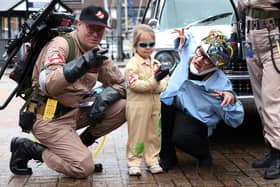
(80, 5, 111, 28)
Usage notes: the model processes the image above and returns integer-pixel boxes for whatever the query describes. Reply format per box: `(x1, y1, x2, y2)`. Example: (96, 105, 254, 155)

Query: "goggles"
(137, 41, 155, 48)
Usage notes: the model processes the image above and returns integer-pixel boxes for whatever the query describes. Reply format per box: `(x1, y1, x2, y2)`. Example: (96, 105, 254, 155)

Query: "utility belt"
(247, 18, 280, 31)
(245, 8, 280, 75)
(34, 99, 74, 119)
(20, 96, 74, 133)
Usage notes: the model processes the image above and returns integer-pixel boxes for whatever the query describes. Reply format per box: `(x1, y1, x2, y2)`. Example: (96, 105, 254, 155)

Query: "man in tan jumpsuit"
(9, 5, 126, 178)
(232, 0, 280, 179)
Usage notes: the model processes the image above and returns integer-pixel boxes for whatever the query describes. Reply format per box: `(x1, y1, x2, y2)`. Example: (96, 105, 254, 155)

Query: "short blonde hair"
(132, 24, 155, 48)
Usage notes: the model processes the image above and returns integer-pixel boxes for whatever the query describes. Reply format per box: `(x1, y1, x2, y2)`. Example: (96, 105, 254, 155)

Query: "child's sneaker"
(147, 164, 163, 174)
(128, 166, 141, 176)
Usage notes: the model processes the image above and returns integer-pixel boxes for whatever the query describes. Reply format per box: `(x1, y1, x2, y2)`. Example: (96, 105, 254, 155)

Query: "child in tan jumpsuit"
(124, 24, 169, 176)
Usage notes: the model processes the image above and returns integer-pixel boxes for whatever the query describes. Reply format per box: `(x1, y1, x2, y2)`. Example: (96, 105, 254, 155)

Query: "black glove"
(154, 62, 171, 81)
(88, 86, 121, 124)
(83, 48, 108, 68)
(63, 48, 108, 83)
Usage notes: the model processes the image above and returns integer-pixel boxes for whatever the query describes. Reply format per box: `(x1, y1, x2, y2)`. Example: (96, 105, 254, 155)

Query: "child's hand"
(171, 28, 185, 52)
(209, 90, 235, 107)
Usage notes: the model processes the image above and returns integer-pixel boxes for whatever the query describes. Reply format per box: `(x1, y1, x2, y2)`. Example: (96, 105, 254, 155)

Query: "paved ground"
(0, 63, 279, 187)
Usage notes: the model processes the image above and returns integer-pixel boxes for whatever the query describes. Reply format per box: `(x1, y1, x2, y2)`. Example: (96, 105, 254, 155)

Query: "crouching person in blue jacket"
(159, 29, 244, 170)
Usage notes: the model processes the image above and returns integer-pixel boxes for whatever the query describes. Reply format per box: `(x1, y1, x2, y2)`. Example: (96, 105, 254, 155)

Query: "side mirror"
(148, 18, 158, 29)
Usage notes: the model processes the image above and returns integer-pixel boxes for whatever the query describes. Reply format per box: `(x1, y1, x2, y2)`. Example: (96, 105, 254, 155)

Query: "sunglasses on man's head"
(83, 22, 105, 34)
(137, 41, 155, 48)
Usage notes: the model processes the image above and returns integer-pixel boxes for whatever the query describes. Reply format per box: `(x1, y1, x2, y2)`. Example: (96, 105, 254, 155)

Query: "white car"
(143, 0, 253, 104)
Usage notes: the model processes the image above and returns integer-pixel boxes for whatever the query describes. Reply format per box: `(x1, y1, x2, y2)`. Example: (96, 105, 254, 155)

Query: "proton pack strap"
(36, 98, 74, 119)
(61, 33, 76, 62)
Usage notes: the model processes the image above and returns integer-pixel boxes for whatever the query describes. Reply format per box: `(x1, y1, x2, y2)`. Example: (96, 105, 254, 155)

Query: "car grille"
(231, 79, 252, 96)
(223, 59, 248, 72)
(222, 58, 253, 96)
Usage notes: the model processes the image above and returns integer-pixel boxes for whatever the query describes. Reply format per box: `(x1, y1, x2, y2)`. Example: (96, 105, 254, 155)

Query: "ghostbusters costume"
(9, 6, 126, 178)
(232, 0, 280, 179)
(125, 53, 167, 168)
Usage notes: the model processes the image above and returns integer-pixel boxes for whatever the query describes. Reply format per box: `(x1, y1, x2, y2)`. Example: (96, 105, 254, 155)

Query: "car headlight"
(154, 50, 180, 75)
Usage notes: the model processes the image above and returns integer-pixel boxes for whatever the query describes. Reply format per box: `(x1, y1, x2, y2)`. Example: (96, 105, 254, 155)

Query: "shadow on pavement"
(211, 103, 265, 145)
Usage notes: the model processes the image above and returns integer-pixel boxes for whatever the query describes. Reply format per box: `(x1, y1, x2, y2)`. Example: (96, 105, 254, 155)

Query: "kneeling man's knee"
(71, 154, 94, 178)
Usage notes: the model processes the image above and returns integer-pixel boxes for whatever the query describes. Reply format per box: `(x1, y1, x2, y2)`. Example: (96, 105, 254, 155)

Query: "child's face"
(135, 34, 155, 60)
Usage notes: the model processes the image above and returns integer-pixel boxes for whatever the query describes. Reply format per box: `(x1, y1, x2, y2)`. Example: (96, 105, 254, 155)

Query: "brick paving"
(0, 64, 280, 186)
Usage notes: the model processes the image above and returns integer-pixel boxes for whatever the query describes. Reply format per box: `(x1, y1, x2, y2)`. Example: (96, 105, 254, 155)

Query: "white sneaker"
(147, 164, 163, 174)
(128, 166, 141, 176)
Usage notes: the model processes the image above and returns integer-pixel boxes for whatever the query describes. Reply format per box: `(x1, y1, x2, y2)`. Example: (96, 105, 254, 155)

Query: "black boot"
(252, 151, 273, 168)
(10, 137, 44, 175)
(159, 154, 178, 171)
(264, 148, 280, 179)
(198, 155, 213, 168)
(264, 159, 280, 179)
(79, 127, 99, 147)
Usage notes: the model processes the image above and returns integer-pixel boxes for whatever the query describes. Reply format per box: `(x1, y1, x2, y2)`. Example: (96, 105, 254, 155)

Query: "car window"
(159, 0, 234, 30)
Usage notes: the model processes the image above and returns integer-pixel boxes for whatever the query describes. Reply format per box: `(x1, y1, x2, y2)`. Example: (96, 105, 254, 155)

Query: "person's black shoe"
(252, 153, 273, 168)
(94, 163, 103, 172)
(198, 157, 213, 168)
(159, 156, 178, 171)
(264, 159, 280, 179)
(10, 137, 44, 175)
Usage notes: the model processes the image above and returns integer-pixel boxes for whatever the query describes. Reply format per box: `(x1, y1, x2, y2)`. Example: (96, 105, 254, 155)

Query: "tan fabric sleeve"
(97, 58, 124, 85)
(124, 60, 158, 93)
(153, 76, 169, 94)
(43, 37, 72, 96)
(97, 58, 126, 96)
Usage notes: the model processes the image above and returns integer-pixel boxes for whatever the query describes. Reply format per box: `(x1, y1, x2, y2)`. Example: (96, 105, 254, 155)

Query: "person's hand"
(63, 48, 108, 83)
(209, 90, 235, 107)
(171, 28, 185, 52)
(83, 48, 108, 68)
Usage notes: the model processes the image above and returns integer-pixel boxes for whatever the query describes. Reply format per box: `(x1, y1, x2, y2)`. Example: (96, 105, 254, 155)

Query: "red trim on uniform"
(128, 74, 138, 85)
(48, 53, 64, 65)
(88, 67, 98, 73)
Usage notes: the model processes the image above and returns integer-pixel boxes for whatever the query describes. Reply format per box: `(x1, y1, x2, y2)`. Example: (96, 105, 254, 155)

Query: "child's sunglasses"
(137, 41, 155, 48)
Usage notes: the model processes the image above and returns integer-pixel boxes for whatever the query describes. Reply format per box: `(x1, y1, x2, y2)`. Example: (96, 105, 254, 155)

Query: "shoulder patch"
(128, 73, 138, 85)
(47, 52, 65, 66)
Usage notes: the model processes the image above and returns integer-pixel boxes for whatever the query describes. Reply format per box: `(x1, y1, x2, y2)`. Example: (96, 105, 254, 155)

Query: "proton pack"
(0, 0, 74, 110)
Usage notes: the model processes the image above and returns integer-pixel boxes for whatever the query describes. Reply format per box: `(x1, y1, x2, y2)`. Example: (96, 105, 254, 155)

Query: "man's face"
(77, 21, 105, 51)
(190, 47, 215, 72)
